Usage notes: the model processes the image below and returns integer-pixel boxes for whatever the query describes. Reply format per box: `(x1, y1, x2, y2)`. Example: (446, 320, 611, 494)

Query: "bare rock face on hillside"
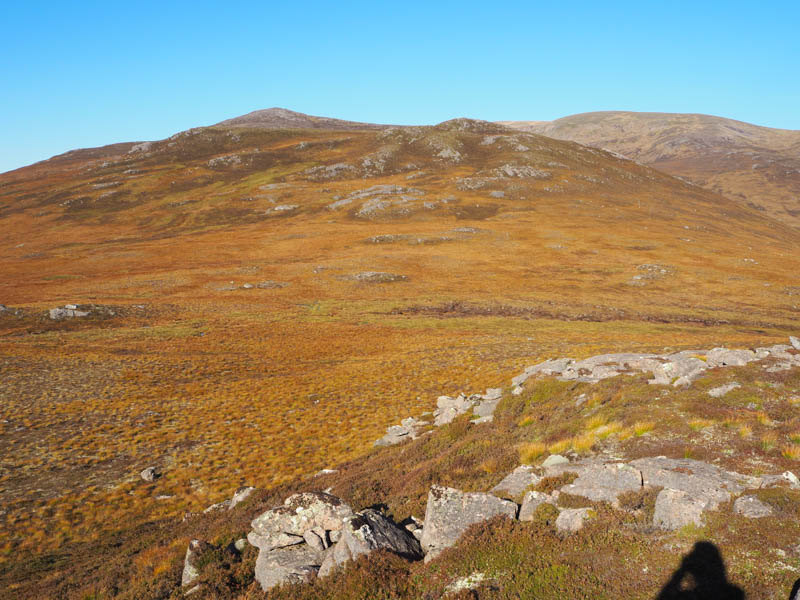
(182, 539, 214, 588)
(420, 486, 517, 561)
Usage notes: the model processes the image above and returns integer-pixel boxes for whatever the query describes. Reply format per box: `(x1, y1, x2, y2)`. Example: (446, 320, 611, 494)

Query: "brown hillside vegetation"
(502, 111, 800, 228)
(1, 114, 800, 597)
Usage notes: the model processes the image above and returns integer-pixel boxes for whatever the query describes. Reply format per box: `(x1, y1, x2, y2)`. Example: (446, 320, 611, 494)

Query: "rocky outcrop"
(374, 417, 427, 447)
(509, 339, 800, 391)
(318, 509, 423, 576)
(229, 486, 257, 510)
(420, 486, 517, 561)
(248, 492, 352, 590)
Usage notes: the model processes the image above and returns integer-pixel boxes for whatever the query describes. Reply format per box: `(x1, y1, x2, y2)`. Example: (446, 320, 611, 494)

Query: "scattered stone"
(555, 508, 592, 533)
(182, 539, 214, 587)
(708, 382, 741, 398)
(491, 465, 541, 498)
(790, 336, 800, 350)
(542, 455, 569, 468)
(234, 538, 248, 552)
(518, 491, 555, 521)
(420, 485, 517, 561)
(318, 509, 422, 576)
(489, 190, 505, 198)
(733, 496, 773, 518)
(140, 466, 160, 482)
(653, 489, 706, 530)
(229, 486, 257, 510)
(241, 283, 254, 289)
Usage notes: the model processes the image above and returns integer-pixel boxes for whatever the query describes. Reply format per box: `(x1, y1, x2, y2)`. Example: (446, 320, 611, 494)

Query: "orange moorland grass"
(1, 121, 800, 575)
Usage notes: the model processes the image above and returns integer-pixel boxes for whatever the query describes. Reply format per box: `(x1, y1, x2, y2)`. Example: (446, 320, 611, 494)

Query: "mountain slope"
(501, 111, 800, 227)
(2, 113, 800, 597)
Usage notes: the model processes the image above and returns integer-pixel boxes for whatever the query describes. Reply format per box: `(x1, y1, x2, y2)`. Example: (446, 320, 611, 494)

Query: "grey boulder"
(420, 485, 517, 561)
(319, 509, 422, 576)
(559, 463, 643, 504)
(555, 508, 592, 533)
(254, 544, 323, 592)
(518, 491, 555, 521)
(248, 492, 353, 552)
(491, 465, 541, 498)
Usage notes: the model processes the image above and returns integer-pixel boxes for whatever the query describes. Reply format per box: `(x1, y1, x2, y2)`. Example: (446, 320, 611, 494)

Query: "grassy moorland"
(1, 119, 799, 597)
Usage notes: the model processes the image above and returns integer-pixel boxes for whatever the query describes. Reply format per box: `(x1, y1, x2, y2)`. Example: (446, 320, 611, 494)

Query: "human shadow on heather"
(656, 541, 744, 600)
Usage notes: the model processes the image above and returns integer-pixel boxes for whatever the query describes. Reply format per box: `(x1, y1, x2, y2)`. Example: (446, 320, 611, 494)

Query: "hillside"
(501, 111, 800, 227)
(2, 112, 800, 598)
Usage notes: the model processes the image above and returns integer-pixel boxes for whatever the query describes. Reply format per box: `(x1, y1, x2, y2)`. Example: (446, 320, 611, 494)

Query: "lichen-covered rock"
(491, 465, 541, 498)
(253, 544, 323, 592)
(555, 508, 592, 533)
(559, 463, 643, 504)
(629, 457, 756, 510)
(420, 486, 517, 561)
(318, 509, 422, 576)
(653, 489, 706, 530)
(733, 495, 773, 518)
(182, 539, 214, 587)
(705, 348, 757, 368)
(248, 492, 353, 551)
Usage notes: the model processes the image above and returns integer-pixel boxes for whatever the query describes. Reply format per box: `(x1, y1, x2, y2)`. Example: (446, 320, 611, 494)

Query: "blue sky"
(1, 0, 799, 173)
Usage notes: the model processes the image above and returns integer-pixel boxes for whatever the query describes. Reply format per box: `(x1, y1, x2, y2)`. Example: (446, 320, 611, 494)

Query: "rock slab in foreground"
(421, 485, 517, 561)
(254, 545, 323, 592)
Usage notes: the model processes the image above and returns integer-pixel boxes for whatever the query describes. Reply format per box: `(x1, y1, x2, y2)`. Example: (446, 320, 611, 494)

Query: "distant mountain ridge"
(501, 111, 800, 227)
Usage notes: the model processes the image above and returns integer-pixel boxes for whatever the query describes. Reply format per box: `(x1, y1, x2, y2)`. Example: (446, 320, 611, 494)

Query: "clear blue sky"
(2, 0, 799, 173)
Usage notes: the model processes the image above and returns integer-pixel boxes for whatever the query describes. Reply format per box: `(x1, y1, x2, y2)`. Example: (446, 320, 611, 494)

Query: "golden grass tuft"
(761, 432, 779, 451)
(789, 432, 800, 444)
(633, 421, 655, 436)
(572, 432, 596, 453)
(688, 418, 714, 431)
(517, 415, 535, 427)
(782, 445, 800, 460)
(595, 421, 622, 439)
(548, 438, 572, 454)
(737, 423, 753, 438)
(519, 441, 547, 465)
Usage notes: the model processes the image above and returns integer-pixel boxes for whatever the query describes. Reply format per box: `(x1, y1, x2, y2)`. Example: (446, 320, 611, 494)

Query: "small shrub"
(557, 492, 593, 508)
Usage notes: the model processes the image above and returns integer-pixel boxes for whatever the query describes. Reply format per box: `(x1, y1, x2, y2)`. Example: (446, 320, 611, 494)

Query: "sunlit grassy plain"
(1, 121, 800, 595)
